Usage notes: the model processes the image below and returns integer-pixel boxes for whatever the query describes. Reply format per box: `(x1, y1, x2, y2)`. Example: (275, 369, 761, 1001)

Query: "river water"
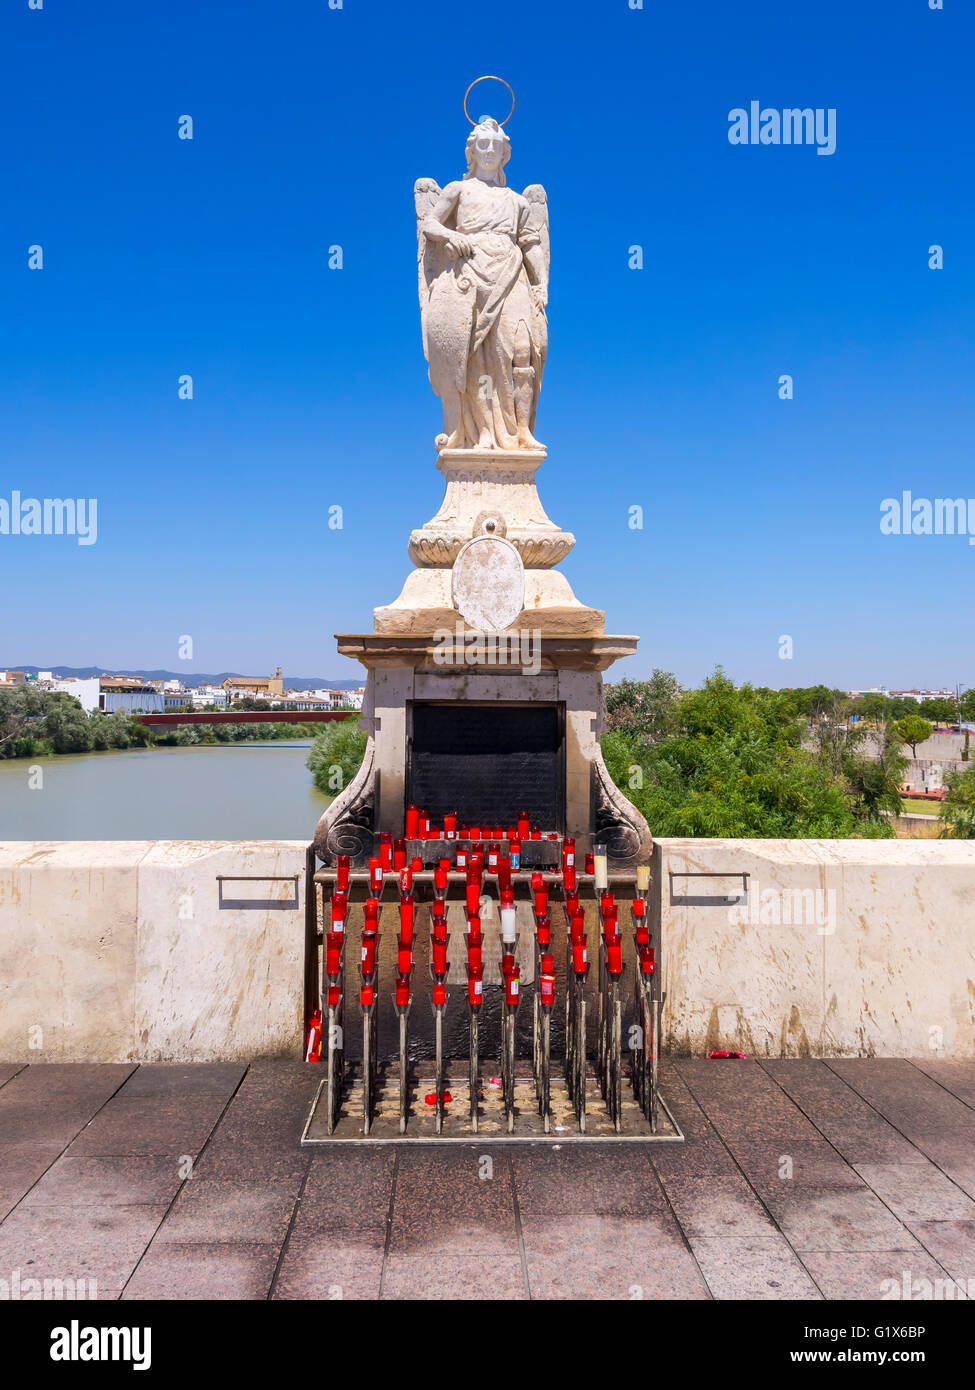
(0, 742, 330, 840)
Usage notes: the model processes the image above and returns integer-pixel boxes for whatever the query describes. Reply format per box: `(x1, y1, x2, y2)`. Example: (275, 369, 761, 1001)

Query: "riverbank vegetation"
(603, 671, 906, 838)
(0, 687, 332, 758)
(307, 716, 368, 795)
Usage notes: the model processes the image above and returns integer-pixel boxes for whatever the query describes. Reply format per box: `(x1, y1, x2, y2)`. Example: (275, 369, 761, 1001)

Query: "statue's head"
(464, 117, 510, 184)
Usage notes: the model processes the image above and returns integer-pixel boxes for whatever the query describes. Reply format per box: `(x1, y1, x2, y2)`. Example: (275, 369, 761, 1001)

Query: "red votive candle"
(536, 917, 551, 947)
(467, 941, 482, 973)
(585, 853, 595, 874)
(606, 942, 623, 975)
(467, 968, 483, 1007)
(636, 924, 650, 946)
(498, 861, 512, 894)
(433, 981, 446, 1007)
(399, 866, 413, 896)
(517, 811, 530, 839)
(539, 973, 555, 1007)
(379, 832, 393, 873)
(397, 944, 413, 976)
(325, 938, 342, 976)
(530, 829, 542, 840)
(395, 976, 411, 1007)
(571, 911, 585, 943)
(504, 969, 520, 1006)
(469, 825, 481, 841)
(364, 897, 379, 923)
(509, 840, 521, 872)
(492, 825, 503, 840)
(336, 855, 350, 891)
(466, 915, 481, 941)
(393, 838, 406, 871)
(327, 984, 341, 1008)
(361, 936, 377, 974)
(470, 851, 484, 877)
(540, 951, 555, 976)
(330, 900, 346, 934)
(456, 847, 468, 871)
(432, 939, 447, 975)
(563, 837, 575, 870)
(564, 864, 577, 893)
(399, 898, 414, 943)
(405, 804, 419, 839)
(369, 857, 382, 891)
(465, 882, 480, 917)
(419, 809, 430, 837)
(534, 884, 549, 918)
(486, 843, 499, 873)
(411, 855, 423, 872)
(572, 939, 588, 973)
(565, 893, 580, 917)
(444, 813, 457, 840)
(434, 865, 448, 895)
(632, 898, 646, 918)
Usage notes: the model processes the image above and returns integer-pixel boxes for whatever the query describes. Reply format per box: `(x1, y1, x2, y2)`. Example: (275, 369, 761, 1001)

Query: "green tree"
(42, 697, 93, 753)
(959, 689, 975, 723)
(919, 697, 955, 724)
(893, 714, 933, 757)
(939, 765, 975, 839)
(784, 685, 847, 719)
(602, 671, 893, 839)
(604, 670, 680, 742)
(307, 716, 366, 796)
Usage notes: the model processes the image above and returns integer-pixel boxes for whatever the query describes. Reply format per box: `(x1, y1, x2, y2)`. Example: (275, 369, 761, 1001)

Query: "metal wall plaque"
(407, 702, 564, 829)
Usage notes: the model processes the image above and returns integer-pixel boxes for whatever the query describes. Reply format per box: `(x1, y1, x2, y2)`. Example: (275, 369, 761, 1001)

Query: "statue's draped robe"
(426, 182, 545, 450)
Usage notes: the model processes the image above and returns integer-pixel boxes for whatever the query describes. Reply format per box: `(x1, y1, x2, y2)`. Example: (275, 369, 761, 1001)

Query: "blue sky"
(2, 0, 972, 690)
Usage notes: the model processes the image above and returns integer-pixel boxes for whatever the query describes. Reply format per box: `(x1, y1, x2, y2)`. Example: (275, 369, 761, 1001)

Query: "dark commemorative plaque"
(408, 702, 563, 829)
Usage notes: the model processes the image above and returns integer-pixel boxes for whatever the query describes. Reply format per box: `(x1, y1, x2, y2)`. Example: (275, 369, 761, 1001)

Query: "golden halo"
(463, 75, 515, 127)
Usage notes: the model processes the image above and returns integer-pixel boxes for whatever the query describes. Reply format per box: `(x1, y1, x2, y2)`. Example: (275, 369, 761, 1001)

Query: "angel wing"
(522, 184, 550, 426)
(414, 177, 442, 363)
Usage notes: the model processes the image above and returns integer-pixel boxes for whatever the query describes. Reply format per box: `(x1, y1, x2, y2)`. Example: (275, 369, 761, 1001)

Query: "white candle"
(593, 842, 608, 891)
(636, 863, 650, 891)
(500, 905, 517, 944)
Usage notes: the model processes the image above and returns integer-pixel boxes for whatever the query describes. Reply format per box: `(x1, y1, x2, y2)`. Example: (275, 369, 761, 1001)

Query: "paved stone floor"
(1, 1057, 973, 1300)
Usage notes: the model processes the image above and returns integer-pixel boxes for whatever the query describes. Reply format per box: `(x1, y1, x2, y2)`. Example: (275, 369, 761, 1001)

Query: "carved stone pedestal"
(313, 633, 653, 871)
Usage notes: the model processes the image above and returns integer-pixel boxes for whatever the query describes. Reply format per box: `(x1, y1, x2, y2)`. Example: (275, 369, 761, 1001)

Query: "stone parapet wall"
(655, 838, 975, 1059)
(2, 838, 973, 1062)
(0, 841, 309, 1063)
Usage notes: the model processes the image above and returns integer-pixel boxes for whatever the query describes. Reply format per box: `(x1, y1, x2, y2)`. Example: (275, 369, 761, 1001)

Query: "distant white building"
(189, 686, 228, 708)
(45, 676, 100, 714)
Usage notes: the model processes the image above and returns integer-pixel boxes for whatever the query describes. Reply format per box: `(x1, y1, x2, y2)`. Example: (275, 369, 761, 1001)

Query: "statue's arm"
(421, 182, 470, 255)
(524, 244, 548, 296)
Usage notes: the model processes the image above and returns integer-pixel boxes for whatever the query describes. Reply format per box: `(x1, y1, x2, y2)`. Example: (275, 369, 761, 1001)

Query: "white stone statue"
(415, 116, 550, 452)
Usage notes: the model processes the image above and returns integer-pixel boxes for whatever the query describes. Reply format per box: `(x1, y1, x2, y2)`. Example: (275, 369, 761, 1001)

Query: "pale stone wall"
(3, 838, 974, 1063)
(0, 841, 309, 1064)
(656, 838, 975, 1059)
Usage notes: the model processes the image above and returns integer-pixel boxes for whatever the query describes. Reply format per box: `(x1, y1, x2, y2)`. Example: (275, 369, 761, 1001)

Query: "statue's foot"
(518, 430, 545, 450)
